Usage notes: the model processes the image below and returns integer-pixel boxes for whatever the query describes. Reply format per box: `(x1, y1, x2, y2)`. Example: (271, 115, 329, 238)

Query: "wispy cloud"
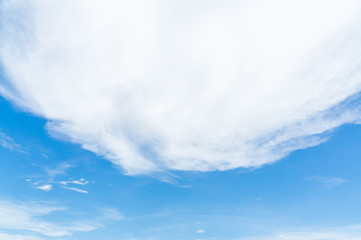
(44, 162, 73, 178)
(306, 176, 348, 188)
(239, 225, 361, 240)
(34, 184, 53, 191)
(61, 186, 88, 194)
(0, 130, 23, 152)
(58, 177, 90, 193)
(59, 178, 89, 186)
(0, 232, 43, 240)
(0, 199, 122, 238)
(2, 1, 361, 174)
(27, 177, 91, 193)
(27, 162, 93, 193)
(26, 179, 53, 192)
(97, 207, 124, 221)
(0, 200, 69, 237)
(196, 229, 205, 234)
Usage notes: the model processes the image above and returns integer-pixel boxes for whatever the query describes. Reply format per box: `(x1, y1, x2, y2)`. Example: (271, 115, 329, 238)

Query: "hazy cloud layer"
(1, 0, 361, 174)
(0, 200, 122, 238)
(0, 232, 43, 240)
(240, 225, 361, 240)
(62, 186, 88, 194)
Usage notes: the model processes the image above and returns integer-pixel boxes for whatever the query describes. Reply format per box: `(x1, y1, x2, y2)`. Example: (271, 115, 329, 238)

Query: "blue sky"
(2, 88, 361, 239)
(1, 1, 361, 239)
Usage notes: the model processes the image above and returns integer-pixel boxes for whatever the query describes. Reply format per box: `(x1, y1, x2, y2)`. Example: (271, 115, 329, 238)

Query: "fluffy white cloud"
(1, 0, 361, 174)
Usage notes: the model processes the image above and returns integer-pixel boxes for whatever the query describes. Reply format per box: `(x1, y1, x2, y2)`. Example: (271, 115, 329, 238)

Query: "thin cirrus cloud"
(27, 177, 91, 193)
(26, 160, 91, 193)
(0, 130, 23, 152)
(59, 178, 90, 193)
(44, 162, 73, 178)
(62, 186, 88, 194)
(1, 1, 361, 174)
(239, 225, 361, 240)
(59, 178, 89, 186)
(0, 199, 122, 239)
(0, 232, 43, 240)
(306, 176, 348, 188)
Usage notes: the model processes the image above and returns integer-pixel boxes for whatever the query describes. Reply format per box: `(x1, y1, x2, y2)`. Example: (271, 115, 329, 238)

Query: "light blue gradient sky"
(1, 93, 361, 239)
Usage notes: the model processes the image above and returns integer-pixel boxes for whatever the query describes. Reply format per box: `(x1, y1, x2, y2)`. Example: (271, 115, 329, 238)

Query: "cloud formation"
(1, 0, 361, 174)
(34, 184, 53, 191)
(59, 178, 89, 186)
(0, 130, 23, 152)
(62, 186, 88, 194)
(27, 177, 91, 193)
(0, 199, 122, 238)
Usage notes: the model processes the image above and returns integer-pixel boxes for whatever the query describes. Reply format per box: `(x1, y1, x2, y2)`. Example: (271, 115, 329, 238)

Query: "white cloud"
(0, 199, 122, 238)
(62, 186, 88, 194)
(1, 0, 361, 174)
(26, 173, 91, 193)
(306, 176, 348, 188)
(196, 229, 205, 234)
(0, 200, 70, 237)
(56, 178, 91, 193)
(34, 184, 53, 191)
(59, 178, 89, 186)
